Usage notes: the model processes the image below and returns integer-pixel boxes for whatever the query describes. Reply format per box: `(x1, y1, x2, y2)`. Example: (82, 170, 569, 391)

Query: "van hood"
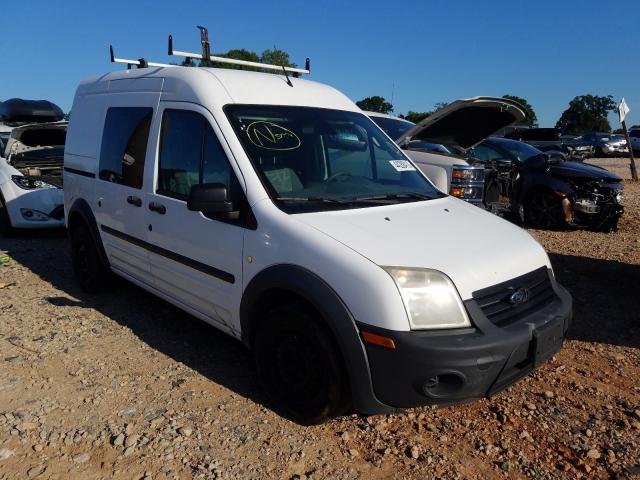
(295, 196, 550, 300)
(396, 97, 527, 149)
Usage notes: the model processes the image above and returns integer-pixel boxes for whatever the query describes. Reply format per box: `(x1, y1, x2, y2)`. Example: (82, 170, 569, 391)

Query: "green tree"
(260, 48, 296, 68)
(402, 111, 431, 123)
(356, 96, 394, 114)
(203, 48, 261, 69)
(555, 95, 616, 135)
(432, 102, 449, 112)
(400, 103, 448, 124)
(502, 95, 538, 127)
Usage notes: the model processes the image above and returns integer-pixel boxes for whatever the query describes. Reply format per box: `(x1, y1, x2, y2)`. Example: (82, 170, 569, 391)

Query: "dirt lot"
(0, 181, 638, 480)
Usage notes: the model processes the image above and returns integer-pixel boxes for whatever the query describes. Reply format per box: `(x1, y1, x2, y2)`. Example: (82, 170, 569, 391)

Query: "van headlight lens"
(11, 175, 55, 190)
(384, 268, 471, 330)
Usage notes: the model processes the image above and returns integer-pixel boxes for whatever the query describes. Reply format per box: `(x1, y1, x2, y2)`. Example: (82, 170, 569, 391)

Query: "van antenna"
(282, 65, 293, 87)
(167, 26, 311, 75)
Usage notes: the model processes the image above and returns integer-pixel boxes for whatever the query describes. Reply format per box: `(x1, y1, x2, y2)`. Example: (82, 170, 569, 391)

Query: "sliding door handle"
(126, 196, 142, 207)
(148, 202, 166, 215)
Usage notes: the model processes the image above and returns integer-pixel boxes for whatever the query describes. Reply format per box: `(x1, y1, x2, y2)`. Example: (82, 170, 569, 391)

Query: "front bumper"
(359, 279, 572, 408)
(3, 186, 64, 229)
(602, 145, 629, 155)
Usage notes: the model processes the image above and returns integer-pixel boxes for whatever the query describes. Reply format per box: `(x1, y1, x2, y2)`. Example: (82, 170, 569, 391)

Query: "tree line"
(144, 48, 631, 135)
(355, 94, 632, 135)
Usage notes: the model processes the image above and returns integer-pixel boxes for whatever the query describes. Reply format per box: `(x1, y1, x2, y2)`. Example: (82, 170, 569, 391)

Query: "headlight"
(11, 175, 55, 190)
(384, 267, 471, 330)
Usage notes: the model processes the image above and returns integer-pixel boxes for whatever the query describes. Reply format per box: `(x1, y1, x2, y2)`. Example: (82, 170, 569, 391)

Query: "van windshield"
(225, 105, 442, 213)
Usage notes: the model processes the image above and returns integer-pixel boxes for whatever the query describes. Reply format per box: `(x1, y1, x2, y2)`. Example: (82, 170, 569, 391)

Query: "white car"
(367, 98, 527, 206)
(0, 99, 66, 233)
(64, 53, 571, 423)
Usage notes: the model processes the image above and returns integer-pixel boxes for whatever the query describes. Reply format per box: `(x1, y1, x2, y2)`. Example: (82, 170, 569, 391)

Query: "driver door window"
(157, 109, 238, 201)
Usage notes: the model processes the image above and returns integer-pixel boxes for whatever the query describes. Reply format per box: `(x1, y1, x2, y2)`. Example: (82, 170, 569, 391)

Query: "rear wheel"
(254, 303, 351, 424)
(0, 193, 15, 236)
(525, 191, 565, 229)
(70, 224, 111, 292)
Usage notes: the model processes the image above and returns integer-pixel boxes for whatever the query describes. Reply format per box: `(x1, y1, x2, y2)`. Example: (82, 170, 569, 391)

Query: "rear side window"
(99, 107, 152, 188)
(158, 109, 239, 200)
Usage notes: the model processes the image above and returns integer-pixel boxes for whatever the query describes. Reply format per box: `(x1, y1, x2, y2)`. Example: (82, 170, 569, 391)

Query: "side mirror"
(187, 183, 238, 219)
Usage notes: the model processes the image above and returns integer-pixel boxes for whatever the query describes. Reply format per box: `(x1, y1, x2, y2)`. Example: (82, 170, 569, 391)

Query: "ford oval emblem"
(509, 288, 530, 305)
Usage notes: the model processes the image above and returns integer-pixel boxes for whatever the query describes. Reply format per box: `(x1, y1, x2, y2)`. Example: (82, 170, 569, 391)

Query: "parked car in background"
(367, 97, 527, 206)
(473, 137, 624, 231)
(504, 127, 562, 152)
(578, 132, 629, 157)
(0, 99, 66, 233)
(629, 128, 640, 153)
(503, 127, 592, 158)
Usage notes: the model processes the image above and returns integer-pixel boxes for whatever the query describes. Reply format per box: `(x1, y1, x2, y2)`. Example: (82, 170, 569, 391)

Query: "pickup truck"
(366, 97, 527, 205)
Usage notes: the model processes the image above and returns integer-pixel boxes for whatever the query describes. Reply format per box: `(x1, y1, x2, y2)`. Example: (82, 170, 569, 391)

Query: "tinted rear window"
(99, 107, 152, 189)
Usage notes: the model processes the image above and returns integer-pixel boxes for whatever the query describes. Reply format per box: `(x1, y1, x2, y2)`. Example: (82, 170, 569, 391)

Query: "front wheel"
(70, 224, 112, 292)
(254, 303, 351, 424)
(524, 191, 565, 229)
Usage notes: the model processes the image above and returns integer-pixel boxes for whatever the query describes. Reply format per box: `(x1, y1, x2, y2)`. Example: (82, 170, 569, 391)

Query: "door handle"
(126, 196, 142, 207)
(148, 202, 166, 215)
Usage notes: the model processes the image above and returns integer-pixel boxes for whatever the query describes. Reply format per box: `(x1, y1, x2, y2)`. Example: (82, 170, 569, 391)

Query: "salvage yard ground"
(0, 167, 638, 479)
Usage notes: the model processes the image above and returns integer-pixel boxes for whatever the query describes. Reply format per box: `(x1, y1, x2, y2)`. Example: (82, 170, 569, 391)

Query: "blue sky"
(1, 0, 638, 127)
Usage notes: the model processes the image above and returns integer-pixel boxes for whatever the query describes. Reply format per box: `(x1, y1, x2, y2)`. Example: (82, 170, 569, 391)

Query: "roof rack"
(168, 26, 311, 76)
(109, 45, 172, 69)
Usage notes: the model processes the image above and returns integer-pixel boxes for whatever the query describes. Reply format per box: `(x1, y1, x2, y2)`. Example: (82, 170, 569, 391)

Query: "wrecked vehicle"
(0, 99, 66, 233)
(473, 137, 624, 231)
(367, 97, 527, 205)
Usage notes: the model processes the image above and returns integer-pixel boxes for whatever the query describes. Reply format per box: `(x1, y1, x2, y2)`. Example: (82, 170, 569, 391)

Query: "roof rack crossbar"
(167, 28, 310, 75)
(109, 45, 171, 69)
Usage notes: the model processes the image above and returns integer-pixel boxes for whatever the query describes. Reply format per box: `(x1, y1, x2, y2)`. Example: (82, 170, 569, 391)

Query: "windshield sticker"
(246, 121, 302, 151)
(389, 160, 416, 172)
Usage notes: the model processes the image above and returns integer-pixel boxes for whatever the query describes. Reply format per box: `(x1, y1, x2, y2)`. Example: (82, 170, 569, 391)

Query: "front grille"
(472, 267, 555, 327)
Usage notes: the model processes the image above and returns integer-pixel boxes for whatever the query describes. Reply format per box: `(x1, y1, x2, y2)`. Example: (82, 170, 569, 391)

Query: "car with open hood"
(64, 41, 571, 424)
(474, 137, 624, 231)
(367, 97, 527, 205)
(0, 99, 66, 233)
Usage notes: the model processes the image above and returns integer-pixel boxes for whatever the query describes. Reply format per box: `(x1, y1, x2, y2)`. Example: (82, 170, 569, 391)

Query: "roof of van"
(76, 66, 358, 112)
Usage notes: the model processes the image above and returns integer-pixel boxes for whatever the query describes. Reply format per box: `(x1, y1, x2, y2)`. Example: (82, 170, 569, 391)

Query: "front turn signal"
(360, 331, 396, 349)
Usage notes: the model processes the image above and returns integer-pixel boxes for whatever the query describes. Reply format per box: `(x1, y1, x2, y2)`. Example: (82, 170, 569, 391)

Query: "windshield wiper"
(351, 192, 437, 202)
(276, 196, 348, 204)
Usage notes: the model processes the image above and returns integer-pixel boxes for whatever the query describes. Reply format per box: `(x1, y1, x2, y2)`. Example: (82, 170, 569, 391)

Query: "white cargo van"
(64, 41, 571, 424)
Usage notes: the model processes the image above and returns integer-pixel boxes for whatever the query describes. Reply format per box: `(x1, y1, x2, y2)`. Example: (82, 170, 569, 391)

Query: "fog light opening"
(423, 372, 466, 398)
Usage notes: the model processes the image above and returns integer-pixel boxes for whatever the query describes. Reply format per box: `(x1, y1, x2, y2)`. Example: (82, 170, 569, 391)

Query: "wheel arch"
(518, 174, 572, 207)
(67, 198, 110, 270)
(240, 264, 394, 414)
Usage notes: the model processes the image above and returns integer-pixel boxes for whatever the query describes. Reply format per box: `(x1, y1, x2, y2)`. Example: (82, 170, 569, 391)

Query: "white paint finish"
(143, 101, 245, 334)
(294, 196, 551, 301)
(0, 122, 65, 229)
(65, 65, 553, 336)
(242, 199, 411, 331)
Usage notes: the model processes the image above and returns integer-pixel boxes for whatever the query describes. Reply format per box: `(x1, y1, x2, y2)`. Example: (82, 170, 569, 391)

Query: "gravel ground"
(0, 181, 638, 480)
(584, 156, 637, 180)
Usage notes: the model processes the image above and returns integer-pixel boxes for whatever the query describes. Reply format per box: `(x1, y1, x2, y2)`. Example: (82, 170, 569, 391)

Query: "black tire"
(594, 147, 604, 157)
(254, 303, 351, 424)
(0, 193, 15, 236)
(524, 191, 565, 229)
(70, 224, 111, 292)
